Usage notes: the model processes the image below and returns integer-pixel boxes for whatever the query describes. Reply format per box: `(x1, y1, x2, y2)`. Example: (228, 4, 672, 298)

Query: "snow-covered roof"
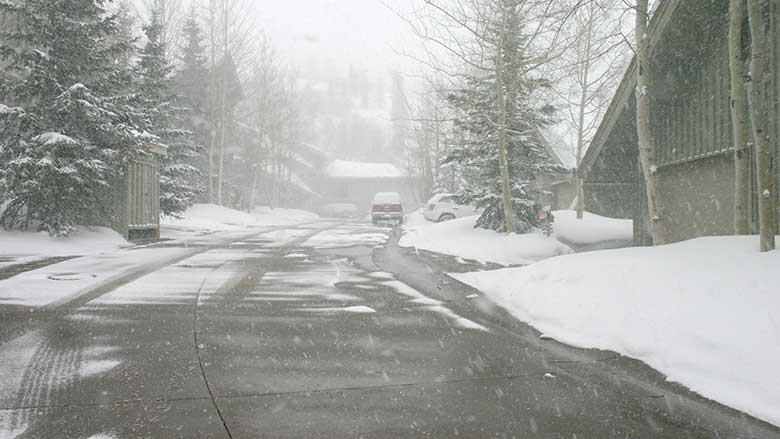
(326, 160, 405, 179)
(539, 127, 576, 168)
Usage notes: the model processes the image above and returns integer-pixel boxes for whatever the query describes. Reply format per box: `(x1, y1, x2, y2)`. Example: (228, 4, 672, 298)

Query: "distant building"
(320, 159, 419, 210)
(536, 129, 577, 211)
(262, 143, 419, 213)
(580, 0, 780, 244)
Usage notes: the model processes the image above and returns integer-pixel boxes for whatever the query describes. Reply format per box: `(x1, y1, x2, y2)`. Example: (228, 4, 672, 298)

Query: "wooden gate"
(126, 154, 161, 241)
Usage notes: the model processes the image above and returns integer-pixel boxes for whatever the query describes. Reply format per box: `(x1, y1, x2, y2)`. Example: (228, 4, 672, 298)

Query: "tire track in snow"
(0, 331, 81, 437)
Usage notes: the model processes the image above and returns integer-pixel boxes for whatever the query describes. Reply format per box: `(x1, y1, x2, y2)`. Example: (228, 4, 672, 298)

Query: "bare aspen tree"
(201, 0, 257, 205)
(407, 82, 454, 197)
(216, 0, 228, 206)
(729, 0, 751, 235)
(394, 0, 578, 233)
(573, 6, 593, 220)
(145, 0, 184, 58)
(558, 0, 626, 219)
(247, 38, 276, 211)
(635, 0, 671, 245)
(745, 0, 776, 251)
(207, 0, 218, 202)
(495, 2, 514, 233)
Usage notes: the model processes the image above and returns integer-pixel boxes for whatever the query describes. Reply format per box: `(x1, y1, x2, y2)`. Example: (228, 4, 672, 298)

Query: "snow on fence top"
(326, 159, 405, 179)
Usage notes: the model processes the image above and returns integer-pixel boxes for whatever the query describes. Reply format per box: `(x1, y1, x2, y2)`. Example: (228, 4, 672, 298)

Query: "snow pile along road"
(399, 215, 572, 266)
(450, 236, 780, 426)
(0, 227, 128, 269)
(551, 210, 633, 245)
(162, 203, 319, 232)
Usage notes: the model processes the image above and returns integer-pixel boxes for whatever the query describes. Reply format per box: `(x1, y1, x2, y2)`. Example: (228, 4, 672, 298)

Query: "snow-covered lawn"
(0, 227, 128, 270)
(399, 215, 572, 266)
(552, 210, 633, 245)
(162, 203, 319, 233)
(0, 247, 192, 307)
(450, 236, 780, 426)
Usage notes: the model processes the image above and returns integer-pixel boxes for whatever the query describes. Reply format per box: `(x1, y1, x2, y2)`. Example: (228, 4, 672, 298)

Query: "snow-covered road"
(0, 220, 776, 438)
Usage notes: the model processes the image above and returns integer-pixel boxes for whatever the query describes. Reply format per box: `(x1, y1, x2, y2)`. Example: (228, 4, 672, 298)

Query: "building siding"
(657, 155, 735, 241)
(581, 0, 780, 243)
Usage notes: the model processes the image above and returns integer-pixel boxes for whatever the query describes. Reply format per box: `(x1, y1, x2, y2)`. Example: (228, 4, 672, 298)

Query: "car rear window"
(373, 192, 401, 204)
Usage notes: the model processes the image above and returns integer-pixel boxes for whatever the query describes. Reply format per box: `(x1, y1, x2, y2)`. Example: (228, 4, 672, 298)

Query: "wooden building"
(102, 145, 167, 241)
(580, 0, 780, 244)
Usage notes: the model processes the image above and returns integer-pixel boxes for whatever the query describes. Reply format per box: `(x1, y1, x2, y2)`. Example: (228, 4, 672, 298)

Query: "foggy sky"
(241, 0, 416, 75)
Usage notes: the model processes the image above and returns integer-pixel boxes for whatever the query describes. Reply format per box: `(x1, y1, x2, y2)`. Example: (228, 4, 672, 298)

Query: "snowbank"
(0, 227, 128, 268)
(403, 209, 429, 228)
(552, 210, 633, 245)
(163, 204, 257, 231)
(399, 215, 572, 266)
(162, 204, 318, 232)
(450, 236, 780, 426)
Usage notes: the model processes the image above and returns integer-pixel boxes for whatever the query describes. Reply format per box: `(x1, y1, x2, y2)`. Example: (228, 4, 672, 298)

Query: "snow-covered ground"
(0, 247, 192, 307)
(162, 203, 319, 233)
(399, 214, 573, 266)
(0, 227, 129, 270)
(451, 236, 780, 426)
(403, 208, 429, 228)
(0, 204, 322, 307)
(552, 210, 633, 245)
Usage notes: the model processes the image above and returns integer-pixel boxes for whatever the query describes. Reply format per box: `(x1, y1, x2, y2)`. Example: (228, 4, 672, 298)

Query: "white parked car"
(422, 193, 480, 222)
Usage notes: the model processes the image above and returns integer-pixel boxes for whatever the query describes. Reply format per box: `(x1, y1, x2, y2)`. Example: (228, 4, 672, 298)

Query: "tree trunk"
(575, 4, 595, 220)
(575, 81, 588, 221)
(216, 0, 228, 206)
(730, 0, 751, 235)
(635, 0, 670, 245)
(746, 0, 776, 251)
(207, 0, 217, 203)
(496, 8, 514, 234)
(217, 111, 225, 205)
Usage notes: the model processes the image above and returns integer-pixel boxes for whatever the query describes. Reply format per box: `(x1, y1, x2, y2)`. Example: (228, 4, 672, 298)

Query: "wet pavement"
(0, 220, 778, 438)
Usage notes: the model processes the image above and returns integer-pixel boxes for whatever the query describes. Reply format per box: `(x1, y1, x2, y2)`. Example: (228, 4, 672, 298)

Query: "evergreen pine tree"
(0, 0, 149, 236)
(136, 11, 201, 217)
(176, 7, 210, 119)
(444, 0, 560, 232)
(174, 6, 210, 201)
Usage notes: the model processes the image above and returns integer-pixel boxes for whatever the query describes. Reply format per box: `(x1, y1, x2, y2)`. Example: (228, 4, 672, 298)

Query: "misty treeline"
(396, 0, 630, 233)
(0, 0, 302, 235)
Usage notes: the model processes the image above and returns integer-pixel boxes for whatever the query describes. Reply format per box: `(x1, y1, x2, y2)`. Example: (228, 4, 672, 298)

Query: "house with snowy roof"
(320, 159, 418, 211)
(249, 142, 417, 213)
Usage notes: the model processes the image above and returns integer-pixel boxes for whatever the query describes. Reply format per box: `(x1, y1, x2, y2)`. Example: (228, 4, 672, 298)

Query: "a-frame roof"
(579, 0, 684, 177)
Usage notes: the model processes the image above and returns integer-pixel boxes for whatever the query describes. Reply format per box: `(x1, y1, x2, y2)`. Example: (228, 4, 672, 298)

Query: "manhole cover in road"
(48, 272, 97, 281)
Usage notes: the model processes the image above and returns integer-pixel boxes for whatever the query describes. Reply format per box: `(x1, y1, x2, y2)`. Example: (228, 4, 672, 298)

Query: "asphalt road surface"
(0, 220, 777, 438)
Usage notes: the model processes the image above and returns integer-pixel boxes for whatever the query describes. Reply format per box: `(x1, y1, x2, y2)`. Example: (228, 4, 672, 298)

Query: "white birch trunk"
(496, 7, 514, 234)
(635, 0, 671, 245)
(729, 0, 751, 235)
(746, 0, 776, 251)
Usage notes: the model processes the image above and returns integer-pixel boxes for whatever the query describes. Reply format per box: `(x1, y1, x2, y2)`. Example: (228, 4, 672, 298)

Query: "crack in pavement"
(0, 371, 544, 412)
(189, 221, 343, 439)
